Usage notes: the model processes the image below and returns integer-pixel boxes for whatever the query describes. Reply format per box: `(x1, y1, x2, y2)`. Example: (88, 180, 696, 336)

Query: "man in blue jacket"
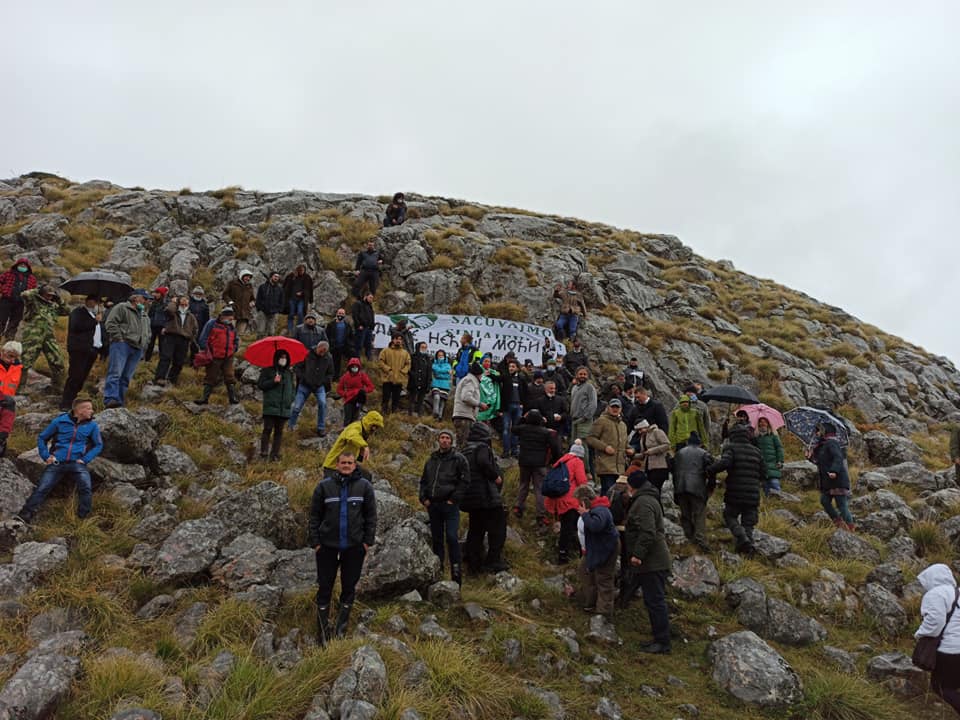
(15, 397, 103, 524)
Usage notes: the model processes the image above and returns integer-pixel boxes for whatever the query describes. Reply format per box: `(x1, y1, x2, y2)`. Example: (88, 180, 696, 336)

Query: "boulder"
(136, 594, 176, 620)
(751, 530, 791, 560)
(129, 513, 178, 545)
(708, 631, 803, 708)
(863, 431, 921, 467)
(95, 408, 160, 463)
(0, 541, 69, 598)
(356, 518, 441, 599)
(426, 580, 460, 608)
(866, 652, 927, 697)
(150, 516, 230, 584)
(210, 533, 278, 591)
(670, 555, 720, 599)
(866, 563, 905, 596)
(779, 461, 819, 489)
(150, 445, 198, 476)
(0, 460, 33, 520)
(0, 652, 81, 719)
(209, 481, 298, 549)
(886, 462, 940, 491)
(375, 492, 417, 536)
(88, 457, 150, 488)
(827, 529, 881, 564)
(861, 583, 907, 637)
(858, 510, 911, 541)
(329, 645, 388, 716)
(268, 548, 316, 594)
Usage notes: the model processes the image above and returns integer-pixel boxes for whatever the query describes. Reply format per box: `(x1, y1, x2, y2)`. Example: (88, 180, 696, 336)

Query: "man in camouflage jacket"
(19, 285, 67, 391)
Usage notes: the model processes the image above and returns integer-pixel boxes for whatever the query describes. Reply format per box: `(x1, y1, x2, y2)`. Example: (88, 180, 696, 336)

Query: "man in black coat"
(512, 409, 562, 523)
(633, 386, 669, 436)
(707, 423, 766, 555)
(290, 341, 335, 436)
(536, 380, 570, 439)
(61, 295, 106, 411)
(564, 339, 589, 374)
(325, 309, 355, 377)
(254, 272, 285, 339)
(351, 293, 376, 361)
(407, 341, 433, 415)
(419, 430, 470, 585)
(459, 422, 508, 573)
(283, 264, 314, 335)
(308, 451, 377, 645)
(353, 240, 383, 298)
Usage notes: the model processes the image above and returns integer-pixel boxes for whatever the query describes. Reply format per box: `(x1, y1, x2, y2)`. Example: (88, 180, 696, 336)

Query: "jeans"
(820, 492, 854, 524)
(502, 402, 522, 455)
(289, 384, 327, 431)
(555, 313, 580, 340)
(764, 477, 783, 495)
(104, 341, 143, 406)
(287, 299, 305, 334)
(354, 327, 373, 360)
(20, 461, 93, 520)
(428, 502, 461, 567)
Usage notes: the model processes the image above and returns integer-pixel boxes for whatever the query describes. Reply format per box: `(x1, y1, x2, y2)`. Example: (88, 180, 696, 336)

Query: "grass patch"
(909, 521, 949, 557)
(479, 302, 527, 322)
(490, 245, 532, 268)
(793, 669, 911, 720)
(319, 246, 350, 271)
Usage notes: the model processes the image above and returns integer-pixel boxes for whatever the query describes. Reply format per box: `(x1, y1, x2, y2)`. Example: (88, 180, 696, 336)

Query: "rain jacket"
(668, 404, 708, 448)
(478, 369, 501, 422)
(544, 452, 588, 516)
(308, 467, 376, 549)
(431, 355, 453, 392)
(756, 430, 784, 480)
(419, 447, 470, 505)
(916, 564, 960, 654)
(37, 412, 103, 464)
(257, 350, 295, 418)
(581, 496, 619, 571)
(322, 411, 384, 470)
(337, 359, 374, 403)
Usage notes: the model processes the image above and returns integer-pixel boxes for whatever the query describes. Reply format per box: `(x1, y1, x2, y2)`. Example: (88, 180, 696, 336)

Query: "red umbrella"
(737, 403, 785, 431)
(244, 336, 309, 368)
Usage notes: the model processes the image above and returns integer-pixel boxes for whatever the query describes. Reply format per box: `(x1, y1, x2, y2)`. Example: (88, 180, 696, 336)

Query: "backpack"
(543, 459, 571, 498)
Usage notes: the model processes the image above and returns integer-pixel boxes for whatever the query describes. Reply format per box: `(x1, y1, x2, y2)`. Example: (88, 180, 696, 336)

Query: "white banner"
(371, 313, 564, 365)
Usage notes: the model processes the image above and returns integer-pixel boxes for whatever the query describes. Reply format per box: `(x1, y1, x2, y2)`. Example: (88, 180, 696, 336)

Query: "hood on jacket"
(273, 349, 291, 368)
(239, 268, 253, 281)
(467, 422, 492, 444)
(919, 563, 957, 593)
(728, 423, 750, 442)
(590, 496, 612, 509)
(346, 357, 363, 370)
(361, 411, 384, 432)
(10, 258, 32, 272)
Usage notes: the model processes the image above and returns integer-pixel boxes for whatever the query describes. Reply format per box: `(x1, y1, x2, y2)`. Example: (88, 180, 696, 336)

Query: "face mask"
(350, 367, 359, 373)
(136, 303, 145, 312)
(223, 319, 234, 325)
(689, 394, 698, 402)
(278, 358, 288, 367)
(192, 294, 202, 300)
(16, 266, 27, 273)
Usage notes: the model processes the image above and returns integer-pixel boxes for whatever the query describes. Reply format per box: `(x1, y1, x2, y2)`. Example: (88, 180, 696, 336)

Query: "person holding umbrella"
(61, 295, 105, 410)
(257, 348, 294, 461)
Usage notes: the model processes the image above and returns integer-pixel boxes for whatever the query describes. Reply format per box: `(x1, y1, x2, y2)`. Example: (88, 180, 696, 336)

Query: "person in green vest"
(257, 348, 295, 461)
(668, 394, 707, 452)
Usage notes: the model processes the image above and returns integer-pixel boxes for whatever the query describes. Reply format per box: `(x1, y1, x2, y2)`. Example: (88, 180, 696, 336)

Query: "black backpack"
(543, 458, 571, 498)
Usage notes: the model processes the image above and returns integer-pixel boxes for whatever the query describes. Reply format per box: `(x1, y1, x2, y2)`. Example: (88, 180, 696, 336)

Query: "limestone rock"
(827, 529, 881, 564)
(0, 541, 69, 599)
(0, 652, 81, 719)
(751, 530, 791, 559)
(861, 583, 907, 637)
(150, 516, 230, 584)
(866, 652, 927, 697)
(211, 533, 278, 590)
(0, 460, 34, 520)
(356, 518, 441, 599)
(671, 555, 720, 598)
(709, 631, 803, 708)
(863, 431, 921, 466)
(426, 580, 460, 608)
(779, 461, 819, 489)
(95, 408, 160, 463)
(209, 481, 299, 548)
(150, 444, 198, 476)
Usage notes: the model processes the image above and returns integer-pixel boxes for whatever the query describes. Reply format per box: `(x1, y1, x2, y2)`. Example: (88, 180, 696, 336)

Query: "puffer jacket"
(419, 448, 470, 505)
(431, 356, 453, 391)
(544, 452, 588, 516)
(812, 435, 850, 493)
(756, 431, 784, 479)
(452, 373, 480, 420)
(514, 418, 562, 468)
(708, 424, 766, 507)
(337, 359, 375, 403)
(460, 423, 503, 511)
(624, 483, 671, 573)
(586, 412, 629, 476)
(257, 350, 295, 418)
(672, 444, 715, 500)
(582, 496, 619, 571)
(378, 345, 411, 384)
(308, 468, 377, 549)
(408, 352, 433, 393)
(37, 412, 103, 464)
(255, 281, 285, 314)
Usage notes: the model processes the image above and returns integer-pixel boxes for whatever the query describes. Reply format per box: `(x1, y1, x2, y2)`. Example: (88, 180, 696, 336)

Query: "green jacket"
(624, 484, 671, 573)
(21, 289, 67, 338)
(756, 431, 784, 479)
(586, 412, 629, 476)
(668, 406, 707, 448)
(258, 366, 295, 418)
(478, 370, 500, 422)
(105, 301, 151, 349)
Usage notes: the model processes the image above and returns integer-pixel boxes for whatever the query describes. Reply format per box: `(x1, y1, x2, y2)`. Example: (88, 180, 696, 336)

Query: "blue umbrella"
(784, 406, 850, 448)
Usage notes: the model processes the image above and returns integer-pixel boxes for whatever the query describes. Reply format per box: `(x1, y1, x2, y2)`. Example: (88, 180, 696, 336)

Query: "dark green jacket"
(624, 484, 671, 573)
(258, 365, 295, 418)
(756, 432, 784, 479)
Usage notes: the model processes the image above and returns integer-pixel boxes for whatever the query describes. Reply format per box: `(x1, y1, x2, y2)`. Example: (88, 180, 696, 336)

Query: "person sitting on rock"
(0, 258, 37, 339)
(383, 192, 407, 227)
(222, 268, 255, 335)
(430, 349, 454, 420)
(15, 397, 102, 525)
(254, 271, 285, 339)
(290, 341, 334, 437)
(309, 451, 377, 646)
(460, 422, 507, 573)
(293, 311, 328, 353)
(378, 333, 411, 415)
(195, 306, 240, 406)
(353, 240, 384, 298)
(810, 422, 855, 532)
(0, 341, 22, 456)
(282, 264, 313, 335)
(573, 483, 619, 617)
(553, 279, 587, 341)
(257, 348, 294, 461)
(707, 423, 766, 556)
(322, 410, 384, 476)
(20, 285, 68, 394)
(336, 357, 374, 426)
(419, 429, 471, 586)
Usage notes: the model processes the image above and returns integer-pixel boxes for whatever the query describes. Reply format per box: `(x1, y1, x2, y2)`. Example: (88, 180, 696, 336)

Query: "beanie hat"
(191, 285, 205, 295)
(469, 361, 483, 377)
(220, 306, 235, 316)
(688, 431, 702, 446)
(153, 286, 169, 296)
(438, 429, 454, 441)
(569, 439, 585, 458)
(2, 341, 22, 356)
(627, 470, 648, 489)
(634, 419, 650, 430)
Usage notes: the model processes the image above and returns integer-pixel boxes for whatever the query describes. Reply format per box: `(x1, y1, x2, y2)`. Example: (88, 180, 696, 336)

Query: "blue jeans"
(354, 327, 373, 359)
(820, 492, 854, 524)
(764, 477, 782, 495)
(104, 341, 143, 406)
(502, 402, 522, 455)
(20, 461, 93, 520)
(556, 313, 580, 339)
(289, 384, 326, 432)
(428, 502, 461, 567)
(287, 299, 305, 334)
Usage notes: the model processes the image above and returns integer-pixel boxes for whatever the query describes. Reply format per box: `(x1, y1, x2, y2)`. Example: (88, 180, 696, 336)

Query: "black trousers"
(464, 507, 507, 570)
(621, 568, 671, 647)
(0, 298, 24, 338)
(408, 388, 428, 415)
(343, 390, 366, 426)
(353, 270, 379, 298)
(260, 415, 285, 458)
(156, 335, 189, 383)
(61, 349, 98, 410)
(315, 543, 366, 607)
(558, 508, 581, 562)
(932, 651, 960, 713)
(331, 348, 348, 377)
(381, 382, 402, 413)
(724, 501, 759, 549)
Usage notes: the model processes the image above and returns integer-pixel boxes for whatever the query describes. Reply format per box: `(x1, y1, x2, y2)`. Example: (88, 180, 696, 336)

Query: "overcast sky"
(4, 2, 959, 364)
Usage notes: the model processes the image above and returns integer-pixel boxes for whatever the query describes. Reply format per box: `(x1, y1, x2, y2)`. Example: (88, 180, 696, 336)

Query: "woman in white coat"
(916, 563, 960, 714)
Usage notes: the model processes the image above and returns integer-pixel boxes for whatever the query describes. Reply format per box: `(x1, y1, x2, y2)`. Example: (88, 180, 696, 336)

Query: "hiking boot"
(832, 517, 845, 529)
(105, 401, 121, 409)
(639, 642, 671, 654)
(845, 522, 857, 532)
(334, 602, 353, 638)
(226, 385, 240, 405)
(12, 514, 30, 527)
(194, 385, 212, 405)
(451, 563, 462, 587)
(316, 604, 331, 647)
(483, 560, 510, 573)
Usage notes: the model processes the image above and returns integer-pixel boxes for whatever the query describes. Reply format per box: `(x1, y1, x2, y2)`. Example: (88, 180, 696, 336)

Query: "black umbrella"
(60, 270, 133, 300)
(698, 384, 759, 405)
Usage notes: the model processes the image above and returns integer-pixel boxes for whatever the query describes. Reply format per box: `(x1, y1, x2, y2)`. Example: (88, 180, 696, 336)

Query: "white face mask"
(278, 358, 288, 367)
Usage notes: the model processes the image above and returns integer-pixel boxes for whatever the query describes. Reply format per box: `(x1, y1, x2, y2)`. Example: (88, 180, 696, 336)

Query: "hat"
(153, 286, 169, 296)
(614, 475, 629, 485)
(2, 341, 22, 355)
(304, 311, 318, 320)
(688, 431, 702, 446)
(678, 394, 691, 404)
(132, 288, 150, 299)
(627, 470, 648, 489)
(608, 398, 622, 408)
(634, 419, 650, 430)
(438, 429, 454, 441)
(469, 361, 483, 377)
(191, 286, 205, 295)
(569, 439, 585, 458)
(533, 370, 544, 379)
(219, 306, 235, 316)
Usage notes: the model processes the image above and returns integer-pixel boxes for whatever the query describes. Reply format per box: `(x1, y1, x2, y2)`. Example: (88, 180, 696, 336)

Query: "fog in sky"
(4, 2, 959, 363)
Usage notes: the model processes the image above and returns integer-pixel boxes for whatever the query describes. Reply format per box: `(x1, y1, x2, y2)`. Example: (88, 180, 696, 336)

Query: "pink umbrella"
(737, 403, 784, 431)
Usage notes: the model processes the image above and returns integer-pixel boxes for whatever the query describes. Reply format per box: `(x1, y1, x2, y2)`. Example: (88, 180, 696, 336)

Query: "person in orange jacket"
(0, 341, 22, 456)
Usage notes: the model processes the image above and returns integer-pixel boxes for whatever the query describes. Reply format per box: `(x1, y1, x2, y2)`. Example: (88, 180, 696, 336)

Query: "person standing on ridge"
(337, 357, 375, 425)
(326, 308, 354, 377)
(155, 294, 198, 387)
(707, 423, 765, 556)
(587, 398, 631, 495)
(351, 292, 376, 361)
(420, 429, 470, 586)
(195, 306, 240, 406)
(668, 394, 707, 452)
(19, 285, 68, 393)
(144, 286, 169, 361)
(254, 271, 285, 339)
(353, 239, 384, 298)
(222, 268, 255, 335)
(102, 289, 151, 408)
(283, 264, 313, 334)
(257, 348, 294, 461)
(293, 311, 327, 353)
(378, 333, 411, 415)
(289, 341, 334, 437)
(62, 296, 105, 410)
(460, 422, 508, 573)
(0, 258, 36, 339)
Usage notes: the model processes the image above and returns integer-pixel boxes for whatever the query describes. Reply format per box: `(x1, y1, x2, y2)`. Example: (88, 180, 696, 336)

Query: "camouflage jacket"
(21, 289, 67, 336)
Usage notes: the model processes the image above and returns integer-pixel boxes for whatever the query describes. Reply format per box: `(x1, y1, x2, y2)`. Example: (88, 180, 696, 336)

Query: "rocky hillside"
(0, 172, 958, 719)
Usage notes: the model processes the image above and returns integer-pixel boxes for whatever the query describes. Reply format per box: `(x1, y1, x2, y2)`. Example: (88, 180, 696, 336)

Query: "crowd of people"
(3, 210, 959, 710)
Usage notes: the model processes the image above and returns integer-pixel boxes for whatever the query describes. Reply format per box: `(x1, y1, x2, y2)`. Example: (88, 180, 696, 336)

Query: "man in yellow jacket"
(668, 394, 707, 452)
(378, 334, 411, 415)
(322, 411, 384, 475)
